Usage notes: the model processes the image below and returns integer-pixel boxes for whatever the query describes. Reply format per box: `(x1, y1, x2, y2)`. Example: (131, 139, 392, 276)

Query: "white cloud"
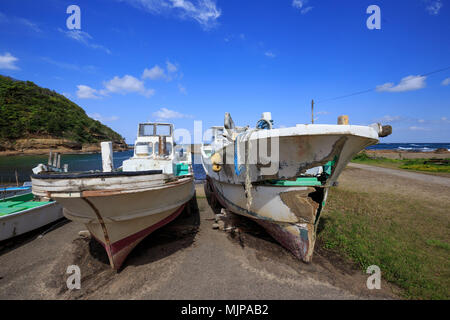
(442, 78, 450, 86)
(16, 17, 41, 32)
(409, 126, 428, 131)
(41, 57, 97, 73)
(89, 113, 119, 122)
(178, 84, 187, 94)
(292, 0, 313, 14)
(59, 29, 111, 54)
(380, 115, 402, 122)
(301, 6, 313, 14)
(316, 111, 329, 115)
(0, 52, 19, 70)
(166, 60, 178, 73)
(426, 0, 443, 15)
(102, 75, 155, 97)
(62, 92, 72, 98)
(142, 65, 166, 80)
(292, 0, 305, 9)
(376, 75, 426, 92)
(76, 85, 101, 99)
(152, 107, 192, 120)
(265, 51, 276, 58)
(121, 0, 221, 28)
(0, 12, 41, 32)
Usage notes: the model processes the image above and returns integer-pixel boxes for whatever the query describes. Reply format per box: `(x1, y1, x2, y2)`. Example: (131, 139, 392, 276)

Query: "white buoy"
(101, 141, 114, 172)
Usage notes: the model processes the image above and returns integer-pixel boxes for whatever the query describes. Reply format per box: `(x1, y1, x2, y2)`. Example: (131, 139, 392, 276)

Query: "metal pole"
(311, 99, 314, 124)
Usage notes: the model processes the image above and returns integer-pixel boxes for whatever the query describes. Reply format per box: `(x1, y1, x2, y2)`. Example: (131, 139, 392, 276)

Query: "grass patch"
(318, 187, 450, 299)
(352, 152, 450, 174)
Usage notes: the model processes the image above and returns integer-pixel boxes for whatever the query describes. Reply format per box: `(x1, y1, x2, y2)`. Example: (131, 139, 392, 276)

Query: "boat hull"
(205, 176, 327, 262)
(202, 125, 379, 185)
(0, 198, 63, 241)
(202, 125, 381, 263)
(32, 173, 195, 269)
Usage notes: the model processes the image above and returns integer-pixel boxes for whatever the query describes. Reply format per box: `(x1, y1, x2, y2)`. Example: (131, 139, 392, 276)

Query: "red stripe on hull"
(90, 203, 187, 270)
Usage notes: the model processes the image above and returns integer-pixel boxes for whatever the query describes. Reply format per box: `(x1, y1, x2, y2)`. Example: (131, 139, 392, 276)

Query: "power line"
(315, 65, 450, 105)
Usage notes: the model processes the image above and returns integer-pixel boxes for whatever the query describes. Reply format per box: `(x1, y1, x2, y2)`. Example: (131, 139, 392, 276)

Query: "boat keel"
(89, 203, 187, 270)
(254, 219, 316, 263)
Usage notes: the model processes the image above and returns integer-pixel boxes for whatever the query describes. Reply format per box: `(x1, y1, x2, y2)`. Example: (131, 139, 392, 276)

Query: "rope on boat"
(243, 129, 257, 212)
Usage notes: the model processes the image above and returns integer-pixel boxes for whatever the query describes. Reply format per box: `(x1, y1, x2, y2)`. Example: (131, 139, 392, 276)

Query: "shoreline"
(1, 148, 449, 158)
(0, 147, 132, 157)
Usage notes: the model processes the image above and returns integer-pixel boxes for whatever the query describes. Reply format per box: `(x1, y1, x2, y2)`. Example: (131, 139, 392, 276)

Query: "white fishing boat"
(0, 192, 63, 241)
(201, 112, 391, 263)
(32, 123, 195, 270)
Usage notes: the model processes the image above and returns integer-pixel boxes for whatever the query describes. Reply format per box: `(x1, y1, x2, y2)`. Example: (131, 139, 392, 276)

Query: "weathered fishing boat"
(32, 123, 195, 270)
(201, 112, 391, 263)
(0, 192, 63, 241)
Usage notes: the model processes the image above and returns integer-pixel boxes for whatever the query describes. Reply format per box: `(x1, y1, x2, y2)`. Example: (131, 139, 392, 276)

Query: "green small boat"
(0, 192, 63, 241)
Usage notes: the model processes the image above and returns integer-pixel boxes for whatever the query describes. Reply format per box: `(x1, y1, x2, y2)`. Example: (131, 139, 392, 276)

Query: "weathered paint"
(32, 174, 195, 270)
(201, 119, 389, 264)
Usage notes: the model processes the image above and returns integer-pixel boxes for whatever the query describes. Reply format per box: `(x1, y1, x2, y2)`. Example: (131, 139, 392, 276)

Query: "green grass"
(352, 152, 450, 174)
(318, 188, 450, 300)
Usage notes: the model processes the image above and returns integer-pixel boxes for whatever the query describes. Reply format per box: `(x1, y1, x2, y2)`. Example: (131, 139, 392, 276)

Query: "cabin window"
(139, 124, 155, 137)
(154, 142, 172, 156)
(135, 142, 153, 156)
(155, 124, 171, 136)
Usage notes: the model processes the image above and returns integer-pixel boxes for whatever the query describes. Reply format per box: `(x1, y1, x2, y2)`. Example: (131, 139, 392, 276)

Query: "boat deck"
(0, 193, 51, 216)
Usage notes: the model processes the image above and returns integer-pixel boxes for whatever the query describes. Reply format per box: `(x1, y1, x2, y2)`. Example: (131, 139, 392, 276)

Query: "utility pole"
(311, 99, 314, 124)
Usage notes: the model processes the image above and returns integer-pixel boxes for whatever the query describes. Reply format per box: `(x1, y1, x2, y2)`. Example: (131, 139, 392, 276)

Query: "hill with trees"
(0, 75, 127, 154)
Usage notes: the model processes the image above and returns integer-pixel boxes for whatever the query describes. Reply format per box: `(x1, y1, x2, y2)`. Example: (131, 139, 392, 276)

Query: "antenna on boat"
(311, 99, 314, 124)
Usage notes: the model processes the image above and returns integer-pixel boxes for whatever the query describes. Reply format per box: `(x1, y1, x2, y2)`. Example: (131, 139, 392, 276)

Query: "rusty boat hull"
(32, 171, 195, 270)
(202, 123, 385, 263)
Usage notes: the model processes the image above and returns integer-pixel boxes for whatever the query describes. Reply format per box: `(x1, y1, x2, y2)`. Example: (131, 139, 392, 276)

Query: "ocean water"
(0, 151, 207, 184)
(1, 143, 448, 183)
(366, 143, 450, 152)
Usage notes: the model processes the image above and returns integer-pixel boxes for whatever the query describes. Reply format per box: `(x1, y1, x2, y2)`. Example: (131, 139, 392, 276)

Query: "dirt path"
(348, 163, 450, 187)
(0, 185, 397, 300)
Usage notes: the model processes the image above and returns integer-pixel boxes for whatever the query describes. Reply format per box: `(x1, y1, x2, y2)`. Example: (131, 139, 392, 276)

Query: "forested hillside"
(0, 75, 126, 152)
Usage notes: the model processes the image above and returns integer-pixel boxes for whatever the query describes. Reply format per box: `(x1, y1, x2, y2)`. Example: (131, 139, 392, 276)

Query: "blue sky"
(0, 0, 449, 143)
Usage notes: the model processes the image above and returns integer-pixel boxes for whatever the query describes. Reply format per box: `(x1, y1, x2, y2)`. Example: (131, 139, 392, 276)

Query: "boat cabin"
(123, 122, 189, 174)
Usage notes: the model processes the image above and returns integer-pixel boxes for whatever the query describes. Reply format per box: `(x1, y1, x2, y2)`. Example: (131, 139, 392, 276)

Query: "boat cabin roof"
(138, 123, 173, 137)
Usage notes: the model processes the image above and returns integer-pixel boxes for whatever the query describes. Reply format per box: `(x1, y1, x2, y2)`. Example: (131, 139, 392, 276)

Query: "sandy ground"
(6, 160, 446, 300)
(0, 182, 401, 300)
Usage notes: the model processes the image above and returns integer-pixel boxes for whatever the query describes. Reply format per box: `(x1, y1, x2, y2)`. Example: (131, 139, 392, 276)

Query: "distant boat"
(0, 192, 63, 241)
(32, 123, 195, 270)
(201, 112, 391, 263)
(0, 184, 31, 199)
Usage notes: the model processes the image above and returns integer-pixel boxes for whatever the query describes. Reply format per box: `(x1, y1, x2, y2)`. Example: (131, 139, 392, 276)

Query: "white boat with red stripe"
(32, 123, 195, 270)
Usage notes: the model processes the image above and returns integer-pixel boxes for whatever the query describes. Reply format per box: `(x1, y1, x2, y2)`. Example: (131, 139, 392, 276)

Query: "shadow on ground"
(47, 195, 201, 299)
(0, 218, 70, 257)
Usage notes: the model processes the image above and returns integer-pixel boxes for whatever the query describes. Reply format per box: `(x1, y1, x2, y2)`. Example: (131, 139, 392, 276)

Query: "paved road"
(0, 187, 396, 300)
(348, 163, 450, 187)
